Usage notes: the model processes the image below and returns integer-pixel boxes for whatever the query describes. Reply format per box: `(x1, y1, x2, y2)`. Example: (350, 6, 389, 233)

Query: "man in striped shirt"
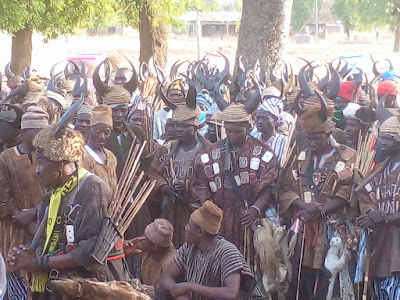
(160, 201, 255, 300)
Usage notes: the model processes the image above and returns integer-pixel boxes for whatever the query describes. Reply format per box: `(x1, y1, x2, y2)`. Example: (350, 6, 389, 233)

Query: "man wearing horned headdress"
(279, 91, 357, 299)
(6, 100, 129, 299)
(148, 78, 210, 247)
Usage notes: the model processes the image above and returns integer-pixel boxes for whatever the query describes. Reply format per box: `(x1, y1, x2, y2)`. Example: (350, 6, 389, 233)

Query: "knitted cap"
(21, 106, 49, 130)
(144, 218, 173, 248)
(190, 200, 223, 235)
(103, 85, 131, 106)
(91, 105, 113, 128)
(337, 81, 359, 102)
(172, 104, 201, 125)
(223, 103, 252, 123)
(380, 116, 400, 142)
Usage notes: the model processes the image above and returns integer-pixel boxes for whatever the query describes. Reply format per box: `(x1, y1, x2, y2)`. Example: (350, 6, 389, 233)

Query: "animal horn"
(244, 76, 261, 114)
(93, 59, 111, 96)
(376, 90, 394, 124)
(213, 80, 229, 112)
(326, 62, 341, 100)
(0, 81, 30, 104)
(170, 60, 185, 80)
(315, 91, 328, 121)
(70, 74, 87, 98)
(123, 56, 138, 94)
(5, 104, 24, 128)
(47, 71, 64, 94)
(181, 74, 197, 109)
(338, 59, 350, 78)
(216, 51, 230, 83)
(270, 61, 279, 83)
(195, 61, 208, 84)
(352, 68, 364, 84)
(139, 61, 148, 82)
(318, 65, 330, 91)
(64, 60, 80, 79)
(237, 55, 245, 73)
(53, 91, 85, 139)
(21, 61, 31, 80)
(50, 61, 64, 78)
(5, 61, 15, 79)
(292, 90, 306, 116)
(158, 76, 177, 110)
(386, 59, 394, 71)
(148, 56, 157, 78)
(298, 63, 314, 98)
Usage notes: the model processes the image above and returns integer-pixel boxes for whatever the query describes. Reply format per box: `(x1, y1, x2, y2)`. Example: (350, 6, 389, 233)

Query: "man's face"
(184, 219, 202, 244)
(22, 128, 42, 147)
(36, 157, 63, 189)
(138, 234, 157, 253)
(89, 123, 112, 149)
(345, 119, 362, 144)
(380, 134, 400, 156)
(225, 122, 248, 147)
(255, 111, 276, 135)
(75, 113, 92, 135)
(128, 111, 143, 127)
(306, 131, 329, 153)
(174, 122, 196, 142)
(165, 120, 176, 141)
(112, 104, 129, 128)
(167, 90, 185, 103)
(114, 68, 132, 85)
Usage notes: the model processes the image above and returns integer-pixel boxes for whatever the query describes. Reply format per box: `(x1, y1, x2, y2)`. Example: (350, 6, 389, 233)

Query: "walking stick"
(362, 230, 370, 300)
(296, 221, 306, 300)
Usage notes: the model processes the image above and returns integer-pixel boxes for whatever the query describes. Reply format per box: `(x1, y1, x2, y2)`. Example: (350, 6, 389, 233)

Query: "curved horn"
(326, 62, 341, 99)
(170, 60, 186, 80)
(47, 71, 64, 94)
(148, 56, 157, 78)
(158, 76, 177, 110)
(318, 65, 330, 91)
(352, 68, 364, 84)
(298, 63, 314, 98)
(92, 59, 111, 96)
(283, 63, 296, 95)
(338, 59, 350, 78)
(237, 55, 246, 73)
(139, 61, 148, 82)
(5, 61, 15, 79)
(71, 74, 87, 98)
(244, 76, 261, 114)
(386, 59, 394, 71)
(4, 104, 24, 128)
(292, 90, 306, 116)
(376, 90, 394, 124)
(0, 81, 30, 104)
(270, 61, 279, 83)
(123, 56, 138, 94)
(366, 84, 377, 110)
(50, 61, 64, 78)
(64, 60, 80, 79)
(213, 80, 229, 112)
(53, 92, 85, 139)
(181, 74, 197, 109)
(315, 91, 328, 121)
(195, 61, 208, 84)
(216, 51, 230, 83)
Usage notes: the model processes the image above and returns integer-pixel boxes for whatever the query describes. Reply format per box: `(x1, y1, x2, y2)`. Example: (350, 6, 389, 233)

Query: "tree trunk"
(139, 0, 168, 68)
(11, 26, 33, 75)
(235, 0, 293, 71)
(394, 23, 400, 52)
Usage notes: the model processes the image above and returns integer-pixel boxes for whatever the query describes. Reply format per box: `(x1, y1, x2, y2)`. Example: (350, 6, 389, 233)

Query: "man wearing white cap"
(0, 106, 48, 299)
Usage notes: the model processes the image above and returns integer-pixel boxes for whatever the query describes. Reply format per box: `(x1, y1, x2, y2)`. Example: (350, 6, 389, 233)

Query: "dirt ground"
(1, 31, 400, 76)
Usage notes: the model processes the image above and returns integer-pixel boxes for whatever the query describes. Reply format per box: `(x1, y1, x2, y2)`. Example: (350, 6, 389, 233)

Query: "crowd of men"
(0, 55, 399, 300)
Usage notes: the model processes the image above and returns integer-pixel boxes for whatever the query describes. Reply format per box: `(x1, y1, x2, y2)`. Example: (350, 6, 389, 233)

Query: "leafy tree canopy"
(0, 0, 116, 39)
(291, 0, 315, 32)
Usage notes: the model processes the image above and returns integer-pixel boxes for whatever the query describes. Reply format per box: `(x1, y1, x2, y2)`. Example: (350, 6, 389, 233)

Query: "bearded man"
(160, 201, 255, 300)
(280, 92, 356, 299)
(0, 106, 48, 299)
(7, 102, 129, 299)
(81, 105, 118, 191)
(357, 114, 400, 300)
(148, 78, 210, 247)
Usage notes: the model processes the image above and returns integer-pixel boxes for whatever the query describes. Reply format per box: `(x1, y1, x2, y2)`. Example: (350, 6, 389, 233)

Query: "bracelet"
(319, 206, 326, 219)
(251, 205, 261, 216)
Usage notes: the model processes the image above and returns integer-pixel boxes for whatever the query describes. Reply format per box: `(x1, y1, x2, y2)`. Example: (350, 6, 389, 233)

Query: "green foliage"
(220, 0, 242, 11)
(0, 0, 116, 39)
(332, 0, 396, 31)
(118, 0, 218, 28)
(291, 0, 315, 33)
